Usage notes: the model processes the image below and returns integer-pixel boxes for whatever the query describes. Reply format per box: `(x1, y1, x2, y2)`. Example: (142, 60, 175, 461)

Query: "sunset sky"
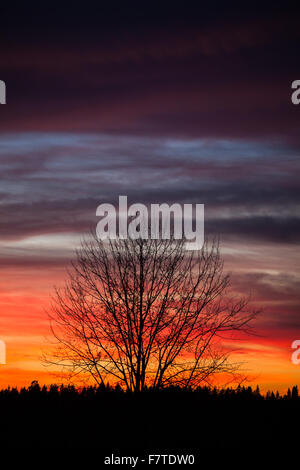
(0, 3, 300, 391)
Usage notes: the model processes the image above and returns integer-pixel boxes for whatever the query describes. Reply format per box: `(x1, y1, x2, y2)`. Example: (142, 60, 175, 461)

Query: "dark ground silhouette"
(0, 381, 299, 458)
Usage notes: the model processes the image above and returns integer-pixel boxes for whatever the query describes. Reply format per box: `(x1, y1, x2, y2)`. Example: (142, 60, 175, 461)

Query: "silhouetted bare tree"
(47, 236, 258, 391)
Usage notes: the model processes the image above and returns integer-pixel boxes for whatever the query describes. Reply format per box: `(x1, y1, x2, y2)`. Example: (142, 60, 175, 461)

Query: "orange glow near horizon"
(0, 236, 299, 393)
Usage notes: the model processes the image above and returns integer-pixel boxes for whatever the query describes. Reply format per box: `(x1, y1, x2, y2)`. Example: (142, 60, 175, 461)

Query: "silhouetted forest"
(0, 381, 299, 455)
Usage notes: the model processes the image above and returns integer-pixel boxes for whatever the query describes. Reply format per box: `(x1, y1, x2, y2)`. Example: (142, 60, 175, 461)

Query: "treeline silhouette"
(1, 380, 299, 400)
(0, 381, 299, 452)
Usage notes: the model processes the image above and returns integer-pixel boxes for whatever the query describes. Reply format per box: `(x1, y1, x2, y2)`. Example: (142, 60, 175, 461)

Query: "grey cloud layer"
(0, 132, 299, 243)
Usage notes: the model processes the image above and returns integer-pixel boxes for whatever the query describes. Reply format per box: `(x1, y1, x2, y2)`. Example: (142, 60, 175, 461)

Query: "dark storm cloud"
(1, 3, 300, 141)
(255, 305, 300, 333)
(206, 216, 300, 244)
(227, 270, 300, 335)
